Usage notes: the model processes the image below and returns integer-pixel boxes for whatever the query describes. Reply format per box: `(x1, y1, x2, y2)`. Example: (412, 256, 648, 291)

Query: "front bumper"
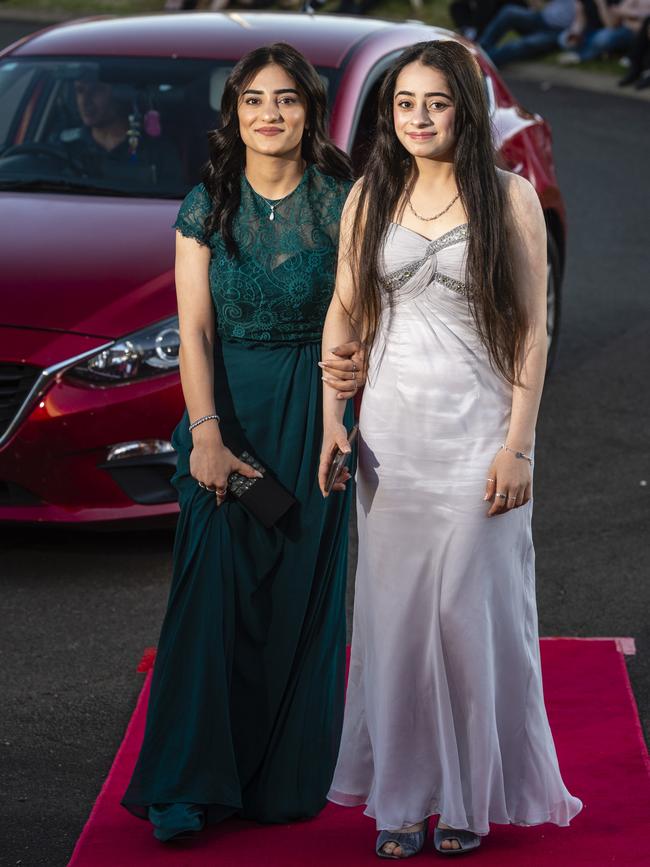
(0, 326, 184, 524)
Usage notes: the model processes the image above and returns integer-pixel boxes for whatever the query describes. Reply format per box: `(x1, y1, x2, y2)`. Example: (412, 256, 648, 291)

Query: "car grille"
(0, 480, 41, 505)
(0, 363, 41, 439)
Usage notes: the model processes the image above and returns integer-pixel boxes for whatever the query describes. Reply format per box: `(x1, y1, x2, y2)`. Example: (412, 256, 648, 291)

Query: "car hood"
(0, 192, 180, 339)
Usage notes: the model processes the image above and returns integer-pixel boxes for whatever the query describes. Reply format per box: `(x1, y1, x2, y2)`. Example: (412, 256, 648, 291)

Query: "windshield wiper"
(0, 177, 152, 197)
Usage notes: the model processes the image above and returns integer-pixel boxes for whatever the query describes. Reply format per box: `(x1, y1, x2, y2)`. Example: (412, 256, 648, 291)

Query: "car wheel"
(546, 232, 562, 372)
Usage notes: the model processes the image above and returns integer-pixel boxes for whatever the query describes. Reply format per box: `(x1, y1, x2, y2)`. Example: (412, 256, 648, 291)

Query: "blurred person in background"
(165, 0, 304, 9)
(334, 0, 422, 15)
(449, 0, 526, 41)
(618, 11, 650, 85)
(479, 0, 576, 66)
(557, 0, 609, 50)
(558, 0, 650, 63)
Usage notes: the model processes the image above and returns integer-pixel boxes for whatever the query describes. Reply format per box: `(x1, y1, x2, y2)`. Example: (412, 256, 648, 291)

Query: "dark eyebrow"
(395, 90, 453, 100)
(242, 88, 300, 96)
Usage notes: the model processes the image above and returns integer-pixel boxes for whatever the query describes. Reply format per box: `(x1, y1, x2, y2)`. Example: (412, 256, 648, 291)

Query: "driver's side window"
(0, 69, 36, 148)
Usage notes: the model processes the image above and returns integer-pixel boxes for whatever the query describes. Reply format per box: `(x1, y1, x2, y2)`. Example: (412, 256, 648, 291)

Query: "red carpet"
(68, 640, 650, 866)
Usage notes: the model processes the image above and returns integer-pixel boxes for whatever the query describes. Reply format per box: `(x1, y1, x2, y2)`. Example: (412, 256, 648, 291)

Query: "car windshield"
(0, 56, 336, 199)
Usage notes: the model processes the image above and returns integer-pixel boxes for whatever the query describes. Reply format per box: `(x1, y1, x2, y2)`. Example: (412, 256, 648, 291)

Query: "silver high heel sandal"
(433, 825, 481, 855)
(376, 819, 429, 859)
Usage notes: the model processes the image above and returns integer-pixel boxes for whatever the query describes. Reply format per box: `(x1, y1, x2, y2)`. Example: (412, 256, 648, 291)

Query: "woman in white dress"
(318, 40, 583, 858)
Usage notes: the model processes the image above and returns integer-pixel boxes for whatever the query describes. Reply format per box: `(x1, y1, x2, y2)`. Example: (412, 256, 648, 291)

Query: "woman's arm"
(485, 172, 548, 516)
(175, 233, 260, 499)
(564, 0, 588, 44)
(175, 232, 218, 431)
(593, 0, 616, 28)
(319, 340, 366, 399)
(318, 183, 363, 496)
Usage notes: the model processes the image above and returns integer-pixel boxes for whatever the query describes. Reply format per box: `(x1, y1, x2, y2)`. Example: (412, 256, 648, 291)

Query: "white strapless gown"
(328, 223, 583, 834)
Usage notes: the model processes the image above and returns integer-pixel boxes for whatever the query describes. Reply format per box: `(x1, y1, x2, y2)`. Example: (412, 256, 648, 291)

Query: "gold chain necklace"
(406, 189, 460, 222)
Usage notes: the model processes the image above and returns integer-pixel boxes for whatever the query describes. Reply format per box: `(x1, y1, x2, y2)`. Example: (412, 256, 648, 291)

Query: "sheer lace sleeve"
(173, 183, 212, 246)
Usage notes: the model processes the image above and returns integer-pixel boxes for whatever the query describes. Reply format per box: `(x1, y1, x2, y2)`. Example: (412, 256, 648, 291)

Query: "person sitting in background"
(334, 0, 420, 14)
(479, 0, 576, 66)
(165, 0, 305, 8)
(558, 0, 650, 63)
(557, 0, 601, 51)
(449, 0, 526, 41)
(619, 12, 650, 85)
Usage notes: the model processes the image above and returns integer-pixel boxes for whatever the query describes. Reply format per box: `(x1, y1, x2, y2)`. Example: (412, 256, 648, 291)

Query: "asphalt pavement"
(1, 19, 649, 867)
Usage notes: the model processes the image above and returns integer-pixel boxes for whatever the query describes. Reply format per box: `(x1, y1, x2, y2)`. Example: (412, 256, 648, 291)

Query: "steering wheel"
(1, 142, 86, 173)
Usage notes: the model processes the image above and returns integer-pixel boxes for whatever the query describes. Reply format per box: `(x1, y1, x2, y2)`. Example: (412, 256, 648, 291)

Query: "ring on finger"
(495, 492, 507, 499)
(199, 480, 218, 493)
(486, 477, 495, 482)
(215, 487, 227, 497)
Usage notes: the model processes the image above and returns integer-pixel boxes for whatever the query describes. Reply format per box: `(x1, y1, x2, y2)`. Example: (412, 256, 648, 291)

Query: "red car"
(0, 11, 565, 525)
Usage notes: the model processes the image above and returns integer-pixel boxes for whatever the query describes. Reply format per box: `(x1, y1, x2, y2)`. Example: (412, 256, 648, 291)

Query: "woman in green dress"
(121, 43, 361, 842)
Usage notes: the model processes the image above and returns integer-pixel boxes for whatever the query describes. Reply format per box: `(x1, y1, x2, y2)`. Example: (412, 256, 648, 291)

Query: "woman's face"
(237, 63, 307, 160)
(392, 61, 456, 161)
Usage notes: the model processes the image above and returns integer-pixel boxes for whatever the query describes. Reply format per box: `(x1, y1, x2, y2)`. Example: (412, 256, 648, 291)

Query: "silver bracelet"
(189, 413, 220, 432)
(501, 443, 533, 466)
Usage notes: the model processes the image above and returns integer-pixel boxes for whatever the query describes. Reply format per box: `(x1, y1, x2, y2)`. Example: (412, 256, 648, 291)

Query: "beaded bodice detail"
(381, 222, 470, 300)
(173, 166, 351, 344)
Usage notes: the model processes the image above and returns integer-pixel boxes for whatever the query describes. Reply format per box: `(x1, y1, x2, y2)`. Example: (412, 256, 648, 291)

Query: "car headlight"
(69, 317, 180, 383)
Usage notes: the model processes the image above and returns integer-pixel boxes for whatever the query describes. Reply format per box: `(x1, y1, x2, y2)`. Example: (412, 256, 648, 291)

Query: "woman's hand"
(318, 423, 353, 497)
(318, 340, 365, 400)
(484, 448, 532, 517)
(190, 431, 261, 506)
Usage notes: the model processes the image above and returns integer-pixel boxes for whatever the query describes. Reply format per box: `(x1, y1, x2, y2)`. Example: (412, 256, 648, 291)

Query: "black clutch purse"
(227, 450, 296, 528)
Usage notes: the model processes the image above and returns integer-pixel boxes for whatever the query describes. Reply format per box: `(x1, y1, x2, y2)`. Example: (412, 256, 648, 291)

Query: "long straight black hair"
(350, 41, 528, 385)
(201, 42, 353, 258)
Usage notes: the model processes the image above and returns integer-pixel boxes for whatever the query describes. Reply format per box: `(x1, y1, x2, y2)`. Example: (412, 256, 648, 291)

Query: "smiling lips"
(256, 127, 283, 136)
(407, 131, 435, 140)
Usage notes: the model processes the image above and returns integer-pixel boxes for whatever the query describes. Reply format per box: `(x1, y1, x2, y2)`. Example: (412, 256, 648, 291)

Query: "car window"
(348, 51, 404, 175)
(0, 58, 339, 199)
(0, 62, 37, 144)
(350, 78, 381, 176)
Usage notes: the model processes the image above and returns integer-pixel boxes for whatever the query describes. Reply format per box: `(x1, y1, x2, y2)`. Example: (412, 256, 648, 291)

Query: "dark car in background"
(0, 11, 566, 524)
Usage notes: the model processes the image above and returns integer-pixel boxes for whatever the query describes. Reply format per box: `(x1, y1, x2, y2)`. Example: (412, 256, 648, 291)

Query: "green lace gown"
(122, 166, 354, 835)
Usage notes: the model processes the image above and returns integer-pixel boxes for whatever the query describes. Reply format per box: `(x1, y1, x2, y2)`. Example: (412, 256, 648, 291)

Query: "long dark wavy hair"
(201, 42, 353, 258)
(350, 41, 528, 385)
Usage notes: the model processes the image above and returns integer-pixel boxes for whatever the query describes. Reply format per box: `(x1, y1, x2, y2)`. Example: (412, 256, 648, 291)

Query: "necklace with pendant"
(406, 188, 460, 222)
(257, 193, 284, 221)
(246, 170, 304, 222)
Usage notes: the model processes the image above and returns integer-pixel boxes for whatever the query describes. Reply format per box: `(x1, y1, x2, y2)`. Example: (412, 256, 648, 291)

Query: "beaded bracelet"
(189, 413, 221, 432)
(501, 443, 533, 466)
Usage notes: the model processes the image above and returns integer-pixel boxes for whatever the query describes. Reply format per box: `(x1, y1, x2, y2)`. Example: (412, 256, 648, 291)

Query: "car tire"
(546, 231, 562, 373)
